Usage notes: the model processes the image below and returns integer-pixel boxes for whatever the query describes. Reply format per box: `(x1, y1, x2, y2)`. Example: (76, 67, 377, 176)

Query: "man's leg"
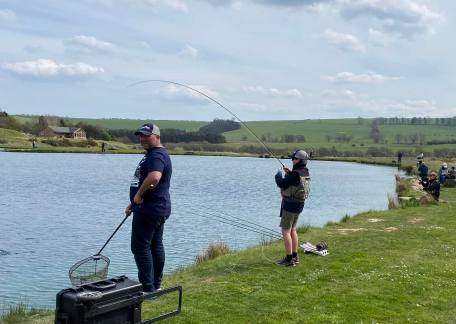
(277, 210, 296, 266)
(131, 213, 161, 292)
(291, 227, 298, 254)
(281, 228, 292, 255)
(151, 217, 165, 290)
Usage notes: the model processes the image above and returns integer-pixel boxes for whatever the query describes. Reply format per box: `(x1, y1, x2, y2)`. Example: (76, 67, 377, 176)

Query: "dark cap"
(134, 123, 160, 136)
(288, 150, 309, 161)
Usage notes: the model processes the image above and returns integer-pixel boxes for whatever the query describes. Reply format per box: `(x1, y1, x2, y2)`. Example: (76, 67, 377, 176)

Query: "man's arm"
(133, 171, 162, 204)
(275, 171, 298, 189)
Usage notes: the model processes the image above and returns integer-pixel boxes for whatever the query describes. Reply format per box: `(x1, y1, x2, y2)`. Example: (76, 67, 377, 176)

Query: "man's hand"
(283, 166, 291, 173)
(133, 193, 144, 205)
(125, 203, 133, 216)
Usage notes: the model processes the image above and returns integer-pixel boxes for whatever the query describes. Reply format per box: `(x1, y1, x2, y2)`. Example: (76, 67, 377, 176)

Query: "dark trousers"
(131, 213, 165, 291)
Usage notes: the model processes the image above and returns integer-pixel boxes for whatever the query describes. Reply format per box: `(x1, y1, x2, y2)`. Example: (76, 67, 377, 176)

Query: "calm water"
(0, 152, 399, 311)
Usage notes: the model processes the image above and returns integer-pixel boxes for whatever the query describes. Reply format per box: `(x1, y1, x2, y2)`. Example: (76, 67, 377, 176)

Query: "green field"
(225, 119, 456, 145)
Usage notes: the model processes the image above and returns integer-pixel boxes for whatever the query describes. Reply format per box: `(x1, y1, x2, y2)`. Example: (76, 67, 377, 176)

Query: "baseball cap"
(134, 123, 160, 136)
(289, 150, 308, 161)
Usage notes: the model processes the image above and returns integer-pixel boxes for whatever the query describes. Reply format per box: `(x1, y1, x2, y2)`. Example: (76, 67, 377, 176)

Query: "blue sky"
(0, 0, 454, 120)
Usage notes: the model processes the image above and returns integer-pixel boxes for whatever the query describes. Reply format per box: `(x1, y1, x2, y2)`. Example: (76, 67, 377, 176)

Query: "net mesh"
(69, 255, 110, 286)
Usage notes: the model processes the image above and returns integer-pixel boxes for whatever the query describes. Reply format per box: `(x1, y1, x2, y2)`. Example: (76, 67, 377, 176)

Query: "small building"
(41, 126, 86, 139)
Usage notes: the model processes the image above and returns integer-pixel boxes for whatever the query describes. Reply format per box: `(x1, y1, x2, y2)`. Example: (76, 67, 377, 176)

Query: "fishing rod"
(126, 79, 285, 167)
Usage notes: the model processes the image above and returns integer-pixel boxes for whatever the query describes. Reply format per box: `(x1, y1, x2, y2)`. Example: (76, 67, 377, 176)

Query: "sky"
(0, 0, 455, 121)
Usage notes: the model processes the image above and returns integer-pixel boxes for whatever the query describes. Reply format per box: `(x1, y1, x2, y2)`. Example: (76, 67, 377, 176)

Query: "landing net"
(68, 254, 110, 286)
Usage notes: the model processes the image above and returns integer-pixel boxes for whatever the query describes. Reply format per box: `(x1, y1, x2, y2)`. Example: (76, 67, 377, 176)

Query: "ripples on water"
(0, 152, 398, 311)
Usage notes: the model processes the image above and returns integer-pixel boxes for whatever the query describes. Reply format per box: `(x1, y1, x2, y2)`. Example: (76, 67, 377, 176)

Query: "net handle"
(96, 214, 129, 256)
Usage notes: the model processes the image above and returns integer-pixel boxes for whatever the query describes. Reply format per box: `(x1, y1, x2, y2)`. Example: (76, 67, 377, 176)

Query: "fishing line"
(185, 206, 282, 240)
(126, 79, 285, 167)
(196, 208, 282, 239)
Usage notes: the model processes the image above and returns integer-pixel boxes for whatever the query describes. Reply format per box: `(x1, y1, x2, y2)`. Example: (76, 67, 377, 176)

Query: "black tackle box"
(55, 275, 182, 324)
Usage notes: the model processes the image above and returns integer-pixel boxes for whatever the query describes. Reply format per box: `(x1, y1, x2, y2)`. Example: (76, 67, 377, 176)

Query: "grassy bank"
(5, 180, 456, 323)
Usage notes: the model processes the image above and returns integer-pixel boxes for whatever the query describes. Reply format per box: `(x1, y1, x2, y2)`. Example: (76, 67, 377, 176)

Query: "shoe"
(276, 257, 296, 267)
(143, 287, 162, 300)
(293, 256, 299, 264)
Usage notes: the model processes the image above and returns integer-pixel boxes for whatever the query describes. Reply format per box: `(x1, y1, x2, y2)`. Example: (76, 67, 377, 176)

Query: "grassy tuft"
(195, 242, 231, 264)
(340, 214, 351, 222)
(1, 303, 52, 324)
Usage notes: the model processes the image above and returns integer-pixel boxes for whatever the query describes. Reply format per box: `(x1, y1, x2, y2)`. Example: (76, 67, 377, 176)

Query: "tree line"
(373, 117, 456, 126)
(0, 112, 234, 144)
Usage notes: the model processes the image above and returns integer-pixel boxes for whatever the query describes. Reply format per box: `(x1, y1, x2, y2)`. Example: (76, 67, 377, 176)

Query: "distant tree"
(370, 124, 382, 144)
(394, 134, 404, 144)
(334, 133, 352, 143)
(357, 117, 364, 125)
(77, 122, 111, 141)
(30, 116, 49, 135)
(199, 119, 241, 134)
(418, 133, 426, 145)
(409, 133, 419, 144)
(59, 119, 67, 126)
(296, 135, 306, 142)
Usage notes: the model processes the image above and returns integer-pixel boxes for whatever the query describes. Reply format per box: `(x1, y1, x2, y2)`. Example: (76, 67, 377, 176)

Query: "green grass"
(12, 184, 456, 323)
(0, 128, 31, 148)
(0, 303, 51, 324)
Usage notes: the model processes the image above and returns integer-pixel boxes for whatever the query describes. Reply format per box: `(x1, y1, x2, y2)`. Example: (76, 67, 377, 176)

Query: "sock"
(286, 254, 293, 261)
(292, 252, 298, 258)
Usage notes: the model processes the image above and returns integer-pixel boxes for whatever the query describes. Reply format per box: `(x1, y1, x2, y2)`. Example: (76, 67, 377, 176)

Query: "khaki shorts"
(280, 209, 300, 229)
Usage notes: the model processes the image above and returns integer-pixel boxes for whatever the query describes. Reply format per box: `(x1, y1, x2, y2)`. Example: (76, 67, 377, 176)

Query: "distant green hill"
(8, 115, 456, 157)
(13, 116, 208, 131)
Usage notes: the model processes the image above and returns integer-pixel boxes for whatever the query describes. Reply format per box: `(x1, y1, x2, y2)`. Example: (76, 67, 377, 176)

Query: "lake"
(0, 152, 399, 311)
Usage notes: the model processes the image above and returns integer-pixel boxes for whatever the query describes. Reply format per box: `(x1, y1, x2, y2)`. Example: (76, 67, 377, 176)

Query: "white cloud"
(320, 89, 441, 116)
(320, 29, 365, 52)
(238, 102, 268, 112)
(133, 0, 187, 11)
(0, 8, 16, 24)
(244, 86, 303, 98)
(321, 71, 400, 83)
(162, 84, 219, 100)
(339, 0, 443, 38)
(367, 28, 392, 47)
(65, 35, 116, 55)
(178, 45, 198, 58)
(1, 59, 104, 78)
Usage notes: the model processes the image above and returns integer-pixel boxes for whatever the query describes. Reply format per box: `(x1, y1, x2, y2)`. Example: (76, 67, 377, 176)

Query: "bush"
(41, 138, 96, 148)
(195, 242, 231, 263)
(87, 138, 98, 147)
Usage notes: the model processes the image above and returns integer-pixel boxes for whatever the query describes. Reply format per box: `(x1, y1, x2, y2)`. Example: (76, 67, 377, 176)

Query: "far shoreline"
(1, 147, 411, 170)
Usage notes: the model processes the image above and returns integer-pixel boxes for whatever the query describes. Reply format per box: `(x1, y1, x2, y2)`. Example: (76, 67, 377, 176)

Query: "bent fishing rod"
(126, 79, 285, 168)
